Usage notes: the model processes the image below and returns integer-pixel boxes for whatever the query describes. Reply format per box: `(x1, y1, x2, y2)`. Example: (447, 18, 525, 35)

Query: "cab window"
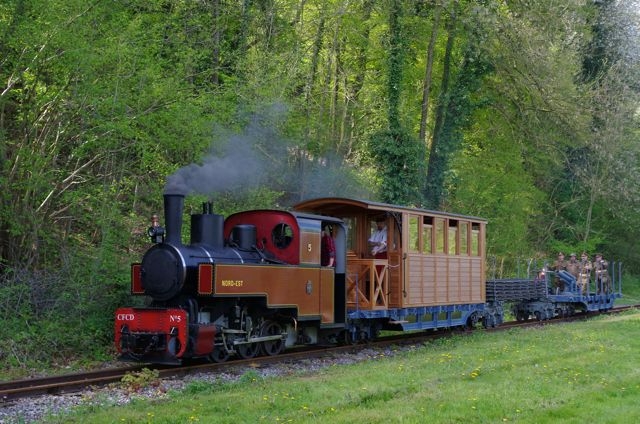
(272, 223, 293, 249)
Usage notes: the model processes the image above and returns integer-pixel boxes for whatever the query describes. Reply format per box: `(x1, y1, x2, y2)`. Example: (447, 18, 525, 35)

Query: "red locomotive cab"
(115, 307, 189, 364)
(225, 210, 307, 264)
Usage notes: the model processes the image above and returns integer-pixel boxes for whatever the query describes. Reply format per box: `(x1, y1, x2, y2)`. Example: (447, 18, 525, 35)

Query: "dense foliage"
(1, 0, 638, 366)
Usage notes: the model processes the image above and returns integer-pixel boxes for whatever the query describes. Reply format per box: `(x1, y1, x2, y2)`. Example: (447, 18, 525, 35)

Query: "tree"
(572, 0, 640, 267)
(370, 0, 424, 205)
(424, 0, 493, 209)
(446, 0, 591, 257)
(419, 2, 442, 144)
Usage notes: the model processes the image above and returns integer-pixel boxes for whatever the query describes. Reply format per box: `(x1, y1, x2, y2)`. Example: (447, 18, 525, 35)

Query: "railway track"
(2, 304, 636, 403)
(0, 365, 154, 403)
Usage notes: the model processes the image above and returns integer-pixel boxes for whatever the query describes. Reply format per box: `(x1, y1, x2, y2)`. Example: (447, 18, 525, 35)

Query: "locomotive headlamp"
(147, 214, 165, 243)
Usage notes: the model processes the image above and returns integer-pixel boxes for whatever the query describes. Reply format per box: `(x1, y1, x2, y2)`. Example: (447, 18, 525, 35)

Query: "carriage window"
(272, 223, 294, 249)
(435, 218, 445, 253)
(422, 217, 433, 254)
(408, 216, 419, 253)
(448, 220, 458, 255)
(343, 217, 357, 251)
(459, 222, 469, 255)
(471, 223, 480, 256)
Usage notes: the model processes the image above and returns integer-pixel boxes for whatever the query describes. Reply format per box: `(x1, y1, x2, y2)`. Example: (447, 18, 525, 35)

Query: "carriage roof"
(293, 197, 487, 223)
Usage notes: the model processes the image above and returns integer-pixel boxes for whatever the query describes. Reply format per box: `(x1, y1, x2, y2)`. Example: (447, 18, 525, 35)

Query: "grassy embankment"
(46, 304, 639, 423)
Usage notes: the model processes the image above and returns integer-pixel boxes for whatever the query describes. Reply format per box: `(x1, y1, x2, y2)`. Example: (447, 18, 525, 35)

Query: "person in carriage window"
(369, 216, 387, 259)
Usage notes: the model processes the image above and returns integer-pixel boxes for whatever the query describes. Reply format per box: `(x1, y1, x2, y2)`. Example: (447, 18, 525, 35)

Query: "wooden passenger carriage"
(294, 198, 488, 332)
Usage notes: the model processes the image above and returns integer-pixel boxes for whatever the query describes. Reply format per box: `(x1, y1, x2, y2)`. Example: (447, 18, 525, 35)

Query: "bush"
(0, 255, 133, 371)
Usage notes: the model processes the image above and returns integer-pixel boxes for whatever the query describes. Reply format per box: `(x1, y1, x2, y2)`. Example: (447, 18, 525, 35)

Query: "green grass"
(618, 276, 640, 305)
(44, 310, 640, 424)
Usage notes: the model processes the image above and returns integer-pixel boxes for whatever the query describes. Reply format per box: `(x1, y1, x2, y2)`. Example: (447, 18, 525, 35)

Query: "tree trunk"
(424, 1, 457, 208)
(387, 0, 403, 132)
(304, 4, 326, 142)
(338, 0, 374, 157)
(211, 0, 220, 85)
(419, 3, 441, 143)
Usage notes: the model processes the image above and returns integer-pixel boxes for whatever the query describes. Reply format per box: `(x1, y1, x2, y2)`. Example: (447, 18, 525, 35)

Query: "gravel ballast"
(0, 346, 411, 423)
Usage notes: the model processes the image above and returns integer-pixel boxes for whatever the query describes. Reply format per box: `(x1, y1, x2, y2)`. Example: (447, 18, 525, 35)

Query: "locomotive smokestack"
(164, 194, 184, 245)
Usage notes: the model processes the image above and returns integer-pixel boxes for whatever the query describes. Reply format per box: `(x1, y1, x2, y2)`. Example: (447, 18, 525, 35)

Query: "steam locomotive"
(115, 194, 622, 364)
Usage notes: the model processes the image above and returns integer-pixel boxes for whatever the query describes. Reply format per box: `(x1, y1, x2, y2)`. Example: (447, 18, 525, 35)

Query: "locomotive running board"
(232, 334, 286, 345)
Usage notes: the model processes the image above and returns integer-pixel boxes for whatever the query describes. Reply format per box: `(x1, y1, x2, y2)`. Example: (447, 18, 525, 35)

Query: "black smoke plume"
(164, 106, 373, 204)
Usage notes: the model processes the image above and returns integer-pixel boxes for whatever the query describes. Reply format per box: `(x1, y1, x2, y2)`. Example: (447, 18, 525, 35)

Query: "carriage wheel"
(260, 321, 284, 356)
(237, 342, 259, 359)
(465, 312, 479, 329)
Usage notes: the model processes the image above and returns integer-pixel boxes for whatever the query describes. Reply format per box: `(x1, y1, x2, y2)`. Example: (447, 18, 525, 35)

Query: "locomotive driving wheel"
(236, 342, 260, 359)
(209, 346, 230, 363)
(208, 333, 231, 363)
(209, 346, 229, 362)
(260, 321, 284, 356)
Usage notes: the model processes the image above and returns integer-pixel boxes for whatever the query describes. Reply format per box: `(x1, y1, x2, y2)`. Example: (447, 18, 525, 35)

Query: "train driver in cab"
(321, 224, 336, 267)
(369, 216, 387, 259)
